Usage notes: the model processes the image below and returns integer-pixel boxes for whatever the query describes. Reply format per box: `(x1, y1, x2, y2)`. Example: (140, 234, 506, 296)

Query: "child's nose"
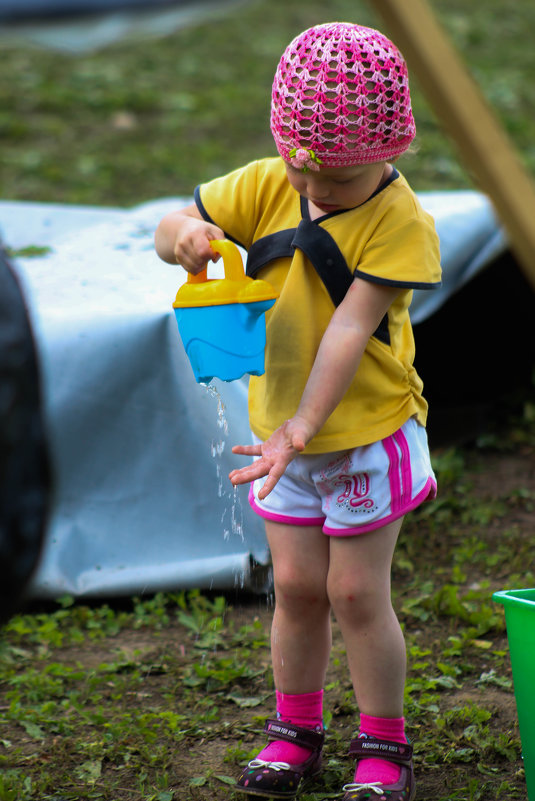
(307, 178, 329, 198)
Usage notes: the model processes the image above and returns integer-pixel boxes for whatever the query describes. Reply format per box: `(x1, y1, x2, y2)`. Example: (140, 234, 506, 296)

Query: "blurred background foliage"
(0, 0, 534, 206)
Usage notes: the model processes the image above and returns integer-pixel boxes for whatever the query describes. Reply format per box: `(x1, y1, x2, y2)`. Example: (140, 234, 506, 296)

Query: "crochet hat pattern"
(271, 22, 416, 169)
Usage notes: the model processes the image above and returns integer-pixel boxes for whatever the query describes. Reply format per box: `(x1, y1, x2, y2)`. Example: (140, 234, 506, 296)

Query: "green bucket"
(493, 588, 535, 800)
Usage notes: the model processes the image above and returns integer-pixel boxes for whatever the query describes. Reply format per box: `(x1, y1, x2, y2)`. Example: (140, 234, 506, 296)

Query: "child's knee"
(327, 571, 387, 625)
(274, 565, 329, 613)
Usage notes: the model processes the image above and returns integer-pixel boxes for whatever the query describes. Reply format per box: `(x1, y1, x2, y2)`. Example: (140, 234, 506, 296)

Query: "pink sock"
(256, 690, 323, 766)
(354, 714, 406, 786)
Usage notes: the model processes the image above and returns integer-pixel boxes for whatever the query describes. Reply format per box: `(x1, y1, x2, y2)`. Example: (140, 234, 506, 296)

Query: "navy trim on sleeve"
(354, 268, 442, 291)
(193, 185, 246, 250)
(194, 185, 211, 223)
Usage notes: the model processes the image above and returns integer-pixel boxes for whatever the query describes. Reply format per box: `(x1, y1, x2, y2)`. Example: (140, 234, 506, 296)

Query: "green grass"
(1, 0, 535, 206)
(1, 410, 534, 799)
(0, 591, 271, 800)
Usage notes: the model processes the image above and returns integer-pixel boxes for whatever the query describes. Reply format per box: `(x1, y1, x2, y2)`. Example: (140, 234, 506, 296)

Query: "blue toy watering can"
(173, 239, 278, 384)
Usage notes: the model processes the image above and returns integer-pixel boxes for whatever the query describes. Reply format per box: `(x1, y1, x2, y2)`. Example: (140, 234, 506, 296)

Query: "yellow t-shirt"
(195, 157, 442, 453)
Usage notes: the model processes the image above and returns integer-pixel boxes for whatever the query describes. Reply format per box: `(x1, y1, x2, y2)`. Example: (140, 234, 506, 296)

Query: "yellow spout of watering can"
(173, 240, 279, 308)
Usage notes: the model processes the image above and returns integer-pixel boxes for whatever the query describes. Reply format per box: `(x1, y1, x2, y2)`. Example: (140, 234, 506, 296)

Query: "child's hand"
(229, 417, 311, 500)
(154, 205, 224, 272)
(174, 216, 225, 274)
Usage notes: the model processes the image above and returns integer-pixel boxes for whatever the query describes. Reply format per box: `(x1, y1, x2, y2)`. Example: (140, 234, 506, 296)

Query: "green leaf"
(227, 693, 264, 708)
(19, 721, 45, 740)
(215, 775, 237, 785)
(75, 759, 102, 783)
(476, 670, 513, 689)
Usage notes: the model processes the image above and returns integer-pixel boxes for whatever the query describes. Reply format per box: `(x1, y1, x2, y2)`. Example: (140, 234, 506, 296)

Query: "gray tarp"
(0, 0, 252, 53)
(0, 191, 506, 598)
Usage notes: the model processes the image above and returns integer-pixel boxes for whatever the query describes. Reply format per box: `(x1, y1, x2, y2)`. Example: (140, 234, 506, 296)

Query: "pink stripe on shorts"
(249, 417, 437, 535)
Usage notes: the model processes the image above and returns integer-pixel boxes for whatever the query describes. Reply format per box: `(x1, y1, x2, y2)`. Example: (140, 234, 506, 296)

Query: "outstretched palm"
(229, 417, 311, 500)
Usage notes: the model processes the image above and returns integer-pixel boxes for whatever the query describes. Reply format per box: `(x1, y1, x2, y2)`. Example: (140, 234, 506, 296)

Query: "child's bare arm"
(230, 278, 400, 498)
(154, 204, 224, 273)
(292, 277, 400, 439)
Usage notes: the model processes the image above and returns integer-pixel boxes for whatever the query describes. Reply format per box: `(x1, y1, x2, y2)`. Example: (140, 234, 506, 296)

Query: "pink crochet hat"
(271, 22, 416, 169)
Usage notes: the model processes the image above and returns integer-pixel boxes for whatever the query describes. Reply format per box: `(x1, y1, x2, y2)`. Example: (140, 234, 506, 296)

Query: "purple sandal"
(235, 718, 324, 798)
(342, 736, 416, 801)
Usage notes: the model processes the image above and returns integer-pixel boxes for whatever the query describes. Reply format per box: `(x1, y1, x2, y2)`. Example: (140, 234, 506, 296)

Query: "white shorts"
(249, 417, 437, 536)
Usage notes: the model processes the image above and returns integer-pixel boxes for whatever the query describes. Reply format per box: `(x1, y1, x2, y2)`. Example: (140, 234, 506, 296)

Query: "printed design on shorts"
(334, 472, 378, 515)
(317, 453, 352, 512)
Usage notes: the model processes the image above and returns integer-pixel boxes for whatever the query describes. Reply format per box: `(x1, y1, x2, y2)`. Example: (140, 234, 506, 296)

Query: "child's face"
(284, 160, 390, 215)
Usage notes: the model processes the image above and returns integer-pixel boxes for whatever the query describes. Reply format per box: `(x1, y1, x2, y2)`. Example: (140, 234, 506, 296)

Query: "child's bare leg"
(253, 520, 330, 766)
(327, 518, 405, 714)
(327, 518, 407, 785)
(266, 520, 332, 693)
(235, 521, 330, 795)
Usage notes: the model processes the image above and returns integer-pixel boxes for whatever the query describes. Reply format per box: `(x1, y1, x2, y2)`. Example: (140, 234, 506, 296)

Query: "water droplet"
(211, 439, 225, 457)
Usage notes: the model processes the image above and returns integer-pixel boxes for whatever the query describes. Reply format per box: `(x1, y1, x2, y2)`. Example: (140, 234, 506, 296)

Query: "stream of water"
(201, 382, 244, 544)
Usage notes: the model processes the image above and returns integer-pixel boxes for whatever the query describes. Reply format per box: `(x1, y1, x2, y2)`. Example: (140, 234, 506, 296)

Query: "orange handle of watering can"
(186, 240, 244, 285)
(187, 269, 208, 284)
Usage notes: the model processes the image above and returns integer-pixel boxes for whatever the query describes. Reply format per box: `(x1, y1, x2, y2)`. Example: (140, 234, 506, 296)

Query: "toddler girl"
(155, 21, 441, 801)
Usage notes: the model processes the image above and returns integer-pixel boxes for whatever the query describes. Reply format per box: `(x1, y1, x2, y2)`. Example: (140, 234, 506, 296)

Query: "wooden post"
(371, 0, 535, 290)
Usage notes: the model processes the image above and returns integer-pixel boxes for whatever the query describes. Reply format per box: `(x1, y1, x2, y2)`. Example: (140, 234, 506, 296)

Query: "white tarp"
(0, 191, 506, 598)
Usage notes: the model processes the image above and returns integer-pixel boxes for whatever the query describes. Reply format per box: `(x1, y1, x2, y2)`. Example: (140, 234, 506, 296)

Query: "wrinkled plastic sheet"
(0, 191, 506, 599)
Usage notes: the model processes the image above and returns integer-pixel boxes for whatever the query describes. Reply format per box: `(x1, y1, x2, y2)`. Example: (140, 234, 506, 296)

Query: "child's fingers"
(228, 460, 267, 486)
(231, 444, 262, 456)
(256, 463, 287, 499)
(256, 479, 276, 500)
(177, 223, 224, 272)
(188, 234, 217, 269)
